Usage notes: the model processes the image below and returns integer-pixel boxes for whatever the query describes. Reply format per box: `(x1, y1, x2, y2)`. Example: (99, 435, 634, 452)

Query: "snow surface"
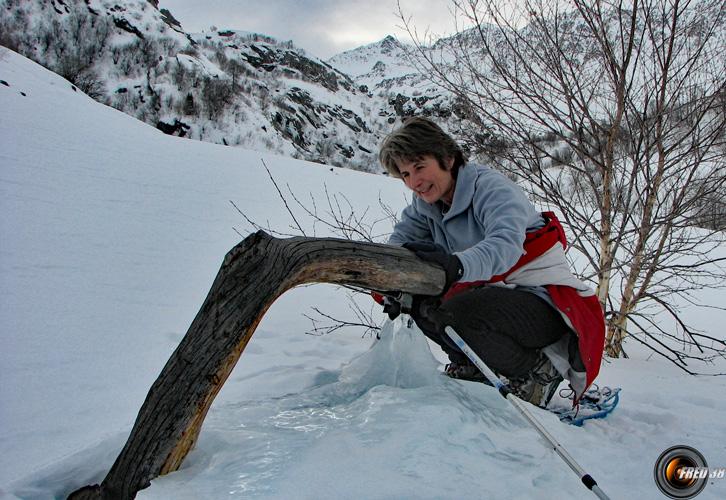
(2, 48, 726, 499)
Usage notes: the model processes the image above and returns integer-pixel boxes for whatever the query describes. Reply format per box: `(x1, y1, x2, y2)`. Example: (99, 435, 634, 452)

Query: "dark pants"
(413, 286, 574, 378)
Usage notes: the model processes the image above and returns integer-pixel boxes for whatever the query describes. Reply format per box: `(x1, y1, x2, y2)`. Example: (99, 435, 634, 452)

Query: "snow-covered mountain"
(328, 35, 414, 82)
(328, 34, 457, 123)
(0, 0, 395, 172)
(3, 45, 726, 500)
(1, 0, 723, 175)
(0, 0, 487, 172)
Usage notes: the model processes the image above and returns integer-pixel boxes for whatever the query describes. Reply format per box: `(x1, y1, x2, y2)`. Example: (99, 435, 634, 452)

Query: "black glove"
(380, 293, 443, 331)
(402, 241, 464, 293)
(382, 296, 401, 320)
(408, 295, 458, 338)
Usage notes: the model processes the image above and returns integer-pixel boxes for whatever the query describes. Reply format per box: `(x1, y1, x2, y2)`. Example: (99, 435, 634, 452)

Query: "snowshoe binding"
(549, 385, 621, 426)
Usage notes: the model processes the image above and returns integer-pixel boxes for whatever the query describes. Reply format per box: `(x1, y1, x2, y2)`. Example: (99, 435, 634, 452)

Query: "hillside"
(0, 0, 505, 172)
(0, 0, 394, 171)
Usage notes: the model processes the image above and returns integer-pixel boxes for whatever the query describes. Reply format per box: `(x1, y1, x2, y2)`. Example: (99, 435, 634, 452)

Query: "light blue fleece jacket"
(388, 163, 544, 283)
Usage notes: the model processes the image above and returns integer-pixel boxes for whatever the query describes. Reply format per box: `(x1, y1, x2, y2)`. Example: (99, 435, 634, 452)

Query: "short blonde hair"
(379, 116, 466, 178)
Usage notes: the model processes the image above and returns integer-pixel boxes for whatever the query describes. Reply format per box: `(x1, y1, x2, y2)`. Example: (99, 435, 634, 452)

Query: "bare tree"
(230, 160, 399, 336)
(400, 0, 726, 369)
(69, 232, 445, 500)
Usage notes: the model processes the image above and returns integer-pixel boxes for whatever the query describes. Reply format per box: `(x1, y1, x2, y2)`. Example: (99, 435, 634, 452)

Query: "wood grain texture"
(68, 231, 445, 499)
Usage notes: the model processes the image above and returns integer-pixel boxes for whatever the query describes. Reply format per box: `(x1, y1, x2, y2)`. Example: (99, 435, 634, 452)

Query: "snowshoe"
(549, 385, 621, 426)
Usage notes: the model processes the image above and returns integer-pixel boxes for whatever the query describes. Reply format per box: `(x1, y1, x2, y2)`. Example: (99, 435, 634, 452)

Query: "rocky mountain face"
(2, 0, 455, 172)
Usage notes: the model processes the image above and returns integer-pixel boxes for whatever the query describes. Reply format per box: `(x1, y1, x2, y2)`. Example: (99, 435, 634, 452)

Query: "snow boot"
(510, 354, 563, 408)
(444, 360, 491, 384)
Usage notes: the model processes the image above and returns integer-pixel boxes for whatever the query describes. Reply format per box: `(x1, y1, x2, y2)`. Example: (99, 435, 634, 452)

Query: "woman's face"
(397, 155, 455, 205)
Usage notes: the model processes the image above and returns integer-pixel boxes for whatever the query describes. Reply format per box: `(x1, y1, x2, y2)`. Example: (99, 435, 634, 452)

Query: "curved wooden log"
(68, 231, 444, 499)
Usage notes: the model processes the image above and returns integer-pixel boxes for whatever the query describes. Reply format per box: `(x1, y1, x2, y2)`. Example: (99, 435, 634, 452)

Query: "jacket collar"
(412, 163, 477, 221)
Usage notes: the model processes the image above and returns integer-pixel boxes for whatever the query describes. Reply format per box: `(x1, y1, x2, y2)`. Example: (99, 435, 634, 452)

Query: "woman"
(379, 117, 604, 407)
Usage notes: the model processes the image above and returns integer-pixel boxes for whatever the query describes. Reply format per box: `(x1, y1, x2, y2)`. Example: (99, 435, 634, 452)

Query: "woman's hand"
(382, 296, 402, 320)
(402, 242, 463, 292)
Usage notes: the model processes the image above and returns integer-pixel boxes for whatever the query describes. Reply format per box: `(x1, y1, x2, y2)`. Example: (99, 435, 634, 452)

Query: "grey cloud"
(160, 0, 456, 58)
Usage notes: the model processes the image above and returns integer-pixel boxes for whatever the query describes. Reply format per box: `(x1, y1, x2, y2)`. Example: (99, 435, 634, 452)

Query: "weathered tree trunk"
(68, 231, 444, 500)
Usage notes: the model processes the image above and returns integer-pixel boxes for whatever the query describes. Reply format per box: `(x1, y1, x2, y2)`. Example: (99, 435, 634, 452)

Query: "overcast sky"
(158, 0, 460, 59)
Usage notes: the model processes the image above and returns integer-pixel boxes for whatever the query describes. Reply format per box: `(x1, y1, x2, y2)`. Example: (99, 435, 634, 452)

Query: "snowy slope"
(0, 46, 401, 493)
(2, 48, 726, 500)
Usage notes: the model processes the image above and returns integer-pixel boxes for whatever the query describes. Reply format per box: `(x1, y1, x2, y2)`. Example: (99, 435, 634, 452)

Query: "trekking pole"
(444, 326, 610, 500)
